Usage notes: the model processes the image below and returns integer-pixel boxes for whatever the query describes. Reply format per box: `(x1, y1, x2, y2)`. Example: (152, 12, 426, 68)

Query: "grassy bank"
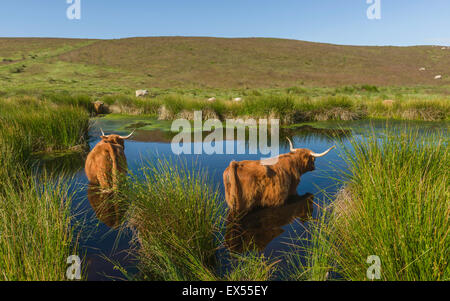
(123, 159, 275, 281)
(0, 97, 89, 280)
(286, 130, 449, 281)
(4, 88, 449, 124)
(103, 92, 449, 122)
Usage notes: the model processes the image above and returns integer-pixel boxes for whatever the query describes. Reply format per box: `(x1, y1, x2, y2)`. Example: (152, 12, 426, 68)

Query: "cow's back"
(85, 142, 126, 188)
(224, 160, 289, 212)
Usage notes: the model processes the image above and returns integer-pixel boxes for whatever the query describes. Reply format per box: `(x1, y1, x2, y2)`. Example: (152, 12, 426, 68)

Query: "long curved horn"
(119, 129, 135, 140)
(100, 128, 105, 136)
(286, 137, 295, 152)
(311, 146, 336, 158)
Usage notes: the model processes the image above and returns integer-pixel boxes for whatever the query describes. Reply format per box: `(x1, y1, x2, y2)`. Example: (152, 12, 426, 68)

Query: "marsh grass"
(122, 158, 277, 281)
(92, 92, 449, 123)
(3, 89, 449, 124)
(0, 97, 89, 280)
(285, 129, 449, 281)
(0, 166, 83, 280)
(0, 96, 89, 154)
(222, 253, 277, 281)
(123, 158, 223, 281)
(366, 98, 448, 121)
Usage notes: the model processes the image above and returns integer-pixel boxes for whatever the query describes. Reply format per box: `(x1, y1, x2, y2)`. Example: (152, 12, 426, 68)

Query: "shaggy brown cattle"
(225, 193, 314, 253)
(85, 129, 134, 190)
(223, 138, 335, 212)
(93, 101, 108, 115)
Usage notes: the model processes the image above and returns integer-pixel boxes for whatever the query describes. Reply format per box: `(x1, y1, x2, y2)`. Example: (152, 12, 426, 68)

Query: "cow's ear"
(100, 136, 107, 140)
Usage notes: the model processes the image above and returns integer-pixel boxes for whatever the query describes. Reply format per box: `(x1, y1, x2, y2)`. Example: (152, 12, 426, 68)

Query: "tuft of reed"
(123, 158, 276, 281)
(0, 96, 89, 155)
(285, 129, 449, 281)
(0, 165, 82, 280)
(366, 98, 449, 121)
(0, 96, 88, 280)
(223, 253, 277, 281)
(124, 158, 224, 281)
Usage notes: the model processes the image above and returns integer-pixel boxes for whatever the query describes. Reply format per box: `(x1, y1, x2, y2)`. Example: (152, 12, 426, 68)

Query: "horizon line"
(0, 35, 447, 48)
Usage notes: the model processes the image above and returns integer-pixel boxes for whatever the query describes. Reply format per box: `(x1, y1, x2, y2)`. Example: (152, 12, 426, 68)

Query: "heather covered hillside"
(0, 37, 449, 92)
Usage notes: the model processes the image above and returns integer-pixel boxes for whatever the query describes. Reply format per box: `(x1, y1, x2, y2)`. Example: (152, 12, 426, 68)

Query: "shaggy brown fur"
(93, 101, 107, 115)
(85, 135, 127, 190)
(225, 193, 314, 253)
(223, 147, 327, 213)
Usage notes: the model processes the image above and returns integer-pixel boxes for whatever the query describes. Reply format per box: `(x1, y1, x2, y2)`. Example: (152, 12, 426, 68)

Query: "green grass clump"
(0, 96, 88, 280)
(42, 92, 94, 112)
(366, 97, 449, 121)
(238, 94, 296, 116)
(125, 159, 224, 281)
(0, 120, 32, 167)
(0, 168, 81, 281)
(286, 129, 449, 281)
(123, 159, 276, 281)
(224, 253, 277, 281)
(0, 96, 89, 154)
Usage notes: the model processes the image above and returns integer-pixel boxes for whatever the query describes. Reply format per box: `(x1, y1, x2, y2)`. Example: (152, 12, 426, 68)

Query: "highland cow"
(85, 129, 134, 190)
(223, 138, 335, 212)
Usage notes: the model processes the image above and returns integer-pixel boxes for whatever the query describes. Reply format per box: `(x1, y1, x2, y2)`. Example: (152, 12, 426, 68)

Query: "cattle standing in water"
(85, 129, 134, 190)
(223, 138, 335, 212)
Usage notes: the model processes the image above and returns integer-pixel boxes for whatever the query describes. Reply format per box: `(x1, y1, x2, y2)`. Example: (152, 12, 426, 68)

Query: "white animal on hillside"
(434, 75, 442, 80)
(136, 90, 149, 97)
(233, 97, 242, 102)
(419, 67, 426, 71)
(208, 97, 216, 102)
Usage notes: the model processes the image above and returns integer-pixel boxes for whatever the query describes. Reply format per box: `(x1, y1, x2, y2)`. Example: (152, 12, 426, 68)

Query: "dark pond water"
(60, 118, 448, 280)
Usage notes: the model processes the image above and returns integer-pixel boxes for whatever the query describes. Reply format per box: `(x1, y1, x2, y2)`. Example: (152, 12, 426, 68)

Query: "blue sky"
(0, 0, 449, 46)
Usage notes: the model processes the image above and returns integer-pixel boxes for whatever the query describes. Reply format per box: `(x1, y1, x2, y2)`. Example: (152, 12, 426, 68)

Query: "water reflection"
(283, 125, 350, 144)
(130, 130, 174, 143)
(225, 193, 314, 253)
(32, 150, 86, 174)
(90, 119, 351, 145)
(87, 185, 128, 229)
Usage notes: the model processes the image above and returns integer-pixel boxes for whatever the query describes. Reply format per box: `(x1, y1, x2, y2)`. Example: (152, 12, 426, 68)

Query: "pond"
(61, 117, 448, 280)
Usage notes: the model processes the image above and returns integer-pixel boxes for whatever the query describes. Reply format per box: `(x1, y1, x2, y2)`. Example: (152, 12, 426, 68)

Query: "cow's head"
(287, 137, 335, 172)
(100, 128, 135, 148)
